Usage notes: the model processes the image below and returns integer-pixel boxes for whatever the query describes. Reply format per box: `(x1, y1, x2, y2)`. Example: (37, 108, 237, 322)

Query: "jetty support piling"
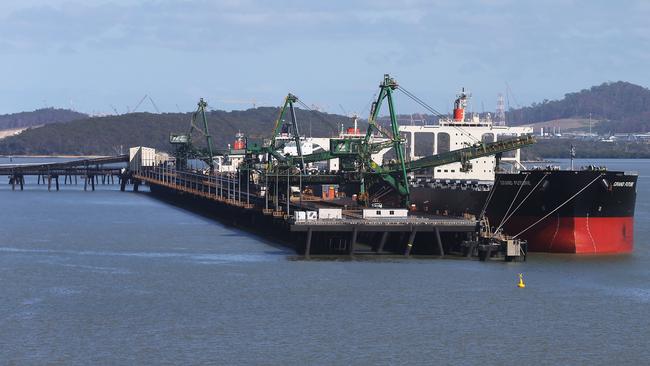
(435, 227, 445, 256)
(305, 228, 313, 259)
(376, 231, 389, 253)
(405, 229, 417, 257)
(349, 226, 358, 256)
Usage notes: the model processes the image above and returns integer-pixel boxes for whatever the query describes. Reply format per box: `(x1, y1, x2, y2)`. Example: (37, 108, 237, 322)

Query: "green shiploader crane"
(267, 93, 305, 171)
(170, 98, 221, 171)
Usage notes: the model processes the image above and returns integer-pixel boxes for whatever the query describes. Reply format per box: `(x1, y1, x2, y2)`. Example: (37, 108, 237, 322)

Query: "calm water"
(1, 158, 649, 365)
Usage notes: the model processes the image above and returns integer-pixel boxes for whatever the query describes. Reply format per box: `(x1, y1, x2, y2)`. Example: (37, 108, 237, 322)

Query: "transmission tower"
(495, 93, 506, 126)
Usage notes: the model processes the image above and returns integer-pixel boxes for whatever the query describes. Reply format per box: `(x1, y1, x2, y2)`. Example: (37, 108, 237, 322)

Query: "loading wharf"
(133, 165, 480, 258)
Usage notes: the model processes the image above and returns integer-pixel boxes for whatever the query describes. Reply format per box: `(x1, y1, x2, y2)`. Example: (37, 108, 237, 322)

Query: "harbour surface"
(1, 157, 649, 365)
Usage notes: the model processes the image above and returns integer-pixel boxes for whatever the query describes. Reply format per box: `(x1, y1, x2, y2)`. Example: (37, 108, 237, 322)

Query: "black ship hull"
(411, 169, 637, 253)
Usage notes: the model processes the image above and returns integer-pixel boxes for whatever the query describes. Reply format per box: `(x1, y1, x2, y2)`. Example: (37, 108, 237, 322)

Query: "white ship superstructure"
(399, 90, 532, 182)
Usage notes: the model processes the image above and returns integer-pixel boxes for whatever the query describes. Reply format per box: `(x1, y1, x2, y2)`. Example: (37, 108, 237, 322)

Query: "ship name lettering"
(613, 181, 634, 187)
(500, 180, 530, 186)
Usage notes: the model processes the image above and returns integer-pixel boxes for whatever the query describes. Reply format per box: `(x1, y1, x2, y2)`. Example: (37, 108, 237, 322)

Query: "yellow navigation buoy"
(517, 273, 526, 288)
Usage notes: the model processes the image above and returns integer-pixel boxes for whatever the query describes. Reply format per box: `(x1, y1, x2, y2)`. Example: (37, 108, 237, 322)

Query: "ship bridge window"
(414, 132, 435, 156)
(437, 133, 450, 153)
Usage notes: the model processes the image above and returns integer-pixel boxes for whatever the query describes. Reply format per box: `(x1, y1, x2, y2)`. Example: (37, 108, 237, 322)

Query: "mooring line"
(513, 173, 603, 239)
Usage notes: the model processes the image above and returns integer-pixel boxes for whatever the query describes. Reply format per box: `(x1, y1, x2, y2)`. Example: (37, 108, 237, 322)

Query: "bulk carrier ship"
(404, 91, 637, 254)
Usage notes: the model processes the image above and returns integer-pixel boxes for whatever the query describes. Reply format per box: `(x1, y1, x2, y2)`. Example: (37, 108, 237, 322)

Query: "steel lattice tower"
(495, 93, 506, 125)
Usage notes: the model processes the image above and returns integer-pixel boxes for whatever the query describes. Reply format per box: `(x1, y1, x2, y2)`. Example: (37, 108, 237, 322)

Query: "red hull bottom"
(501, 216, 634, 254)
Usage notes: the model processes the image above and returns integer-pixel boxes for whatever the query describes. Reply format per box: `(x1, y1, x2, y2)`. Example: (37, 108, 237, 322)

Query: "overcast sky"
(1, 0, 649, 116)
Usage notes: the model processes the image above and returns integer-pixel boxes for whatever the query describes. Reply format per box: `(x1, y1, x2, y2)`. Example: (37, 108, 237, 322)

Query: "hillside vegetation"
(0, 107, 353, 155)
(2, 80, 650, 157)
(0, 108, 88, 130)
(507, 81, 650, 132)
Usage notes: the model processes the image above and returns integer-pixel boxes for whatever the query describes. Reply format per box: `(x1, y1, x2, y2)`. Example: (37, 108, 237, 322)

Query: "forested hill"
(506, 81, 650, 132)
(3, 80, 650, 156)
(0, 107, 352, 156)
(0, 108, 88, 130)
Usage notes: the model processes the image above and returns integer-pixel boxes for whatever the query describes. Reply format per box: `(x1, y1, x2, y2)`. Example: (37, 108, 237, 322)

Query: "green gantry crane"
(170, 98, 219, 171)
